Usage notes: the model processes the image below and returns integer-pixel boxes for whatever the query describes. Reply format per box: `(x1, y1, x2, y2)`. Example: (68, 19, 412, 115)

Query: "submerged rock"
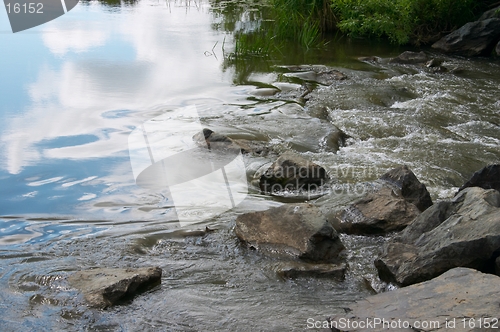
(332, 166, 431, 235)
(193, 128, 269, 156)
(68, 267, 162, 308)
(432, 18, 500, 56)
(331, 268, 500, 332)
(389, 51, 428, 64)
(235, 203, 345, 263)
(275, 261, 346, 280)
(258, 151, 328, 195)
(375, 187, 500, 286)
(459, 164, 500, 192)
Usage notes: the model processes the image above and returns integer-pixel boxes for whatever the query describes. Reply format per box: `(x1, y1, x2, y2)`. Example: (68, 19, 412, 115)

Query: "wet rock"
(389, 51, 428, 64)
(235, 203, 345, 263)
(282, 65, 347, 85)
(479, 6, 500, 21)
(275, 261, 346, 280)
(332, 166, 430, 235)
(68, 267, 162, 308)
(459, 164, 500, 192)
(497, 40, 500, 56)
(193, 128, 239, 151)
(193, 128, 269, 155)
(432, 18, 500, 56)
(375, 187, 500, 286)
(425, 58, 443, 67)
(333, 268, 500, 332)
(357, 56, 380, 63)
(333, 186, 420, 235)
(379, 165, 433, 211)
(258, 151, 328, 195)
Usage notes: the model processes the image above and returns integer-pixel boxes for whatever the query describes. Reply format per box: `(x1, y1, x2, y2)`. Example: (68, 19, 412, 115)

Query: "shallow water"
(0, 0, 499, 331)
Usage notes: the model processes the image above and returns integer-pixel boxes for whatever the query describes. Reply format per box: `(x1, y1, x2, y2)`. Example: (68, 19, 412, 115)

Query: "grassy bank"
(228, 0, 499, 59)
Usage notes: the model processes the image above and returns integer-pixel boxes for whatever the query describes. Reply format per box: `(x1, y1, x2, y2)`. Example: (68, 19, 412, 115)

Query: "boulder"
(258, 151, 328, 195)
(379, 165, 433, 211)
(68, 267, 162, 308)
(333, 186, 420, 235)
(479, 6, 500, 21)
(459, 164, 500, 192)
(431, 18, 500, 56)
(375, 187, 500, 286)
(235, 203, 345, 263)
(326, 268, 500, 332)
(332, 166, 431, 235)
(389, 51, 428, 64)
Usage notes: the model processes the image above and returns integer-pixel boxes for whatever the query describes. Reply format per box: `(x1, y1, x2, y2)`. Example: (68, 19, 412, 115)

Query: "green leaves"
(332, 0, 478, 45)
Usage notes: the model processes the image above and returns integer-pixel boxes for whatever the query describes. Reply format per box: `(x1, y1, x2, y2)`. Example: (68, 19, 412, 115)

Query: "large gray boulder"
(325, 268, 500, 332)
(459, 164, 500, 192)
(332, 166, 431, 235)
(68, 267, 162, 308)
(258, 151, 328, 195)
(375, 187, 500, 286)
(235, 203, 345, 263)
(432, 18, 500, 56)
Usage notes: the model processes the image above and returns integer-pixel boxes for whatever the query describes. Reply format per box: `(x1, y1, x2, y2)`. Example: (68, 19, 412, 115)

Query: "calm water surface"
(0, 0, 499, 330)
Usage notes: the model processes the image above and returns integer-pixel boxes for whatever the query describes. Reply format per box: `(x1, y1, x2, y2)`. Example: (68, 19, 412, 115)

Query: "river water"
(0, 0, 499, 331)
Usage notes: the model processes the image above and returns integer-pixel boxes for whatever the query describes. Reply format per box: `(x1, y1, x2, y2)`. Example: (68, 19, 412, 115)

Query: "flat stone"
(275, 262, 346, 279)
(328, 268, 500, 331)
(68, 267, 162, 308)
(235, 203, 345, 263)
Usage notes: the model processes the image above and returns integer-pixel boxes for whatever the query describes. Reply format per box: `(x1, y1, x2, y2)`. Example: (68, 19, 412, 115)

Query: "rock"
(330, 268, 500, 332)
(375, 187, 500, 286)
(432, 18, 500, 56)
(389, 51, 428, 64)
(68, 267, 162, 308)
(479, 6, 500, 21)
(425, 58, 443, 67)
(235, 203, 345, 263)
(193, 128, 269, 155)
(258, 151, 328, 195)
(496, 257, 500, 276)
(459, 164, 500, 192)
(357, 56, 380, 63)
(332, 166, 431, 235)
(379, 165, 433, 211)
(275, 262, 346, 280)
(333, 186, 420, 235)
(497, 40, 500, 55)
